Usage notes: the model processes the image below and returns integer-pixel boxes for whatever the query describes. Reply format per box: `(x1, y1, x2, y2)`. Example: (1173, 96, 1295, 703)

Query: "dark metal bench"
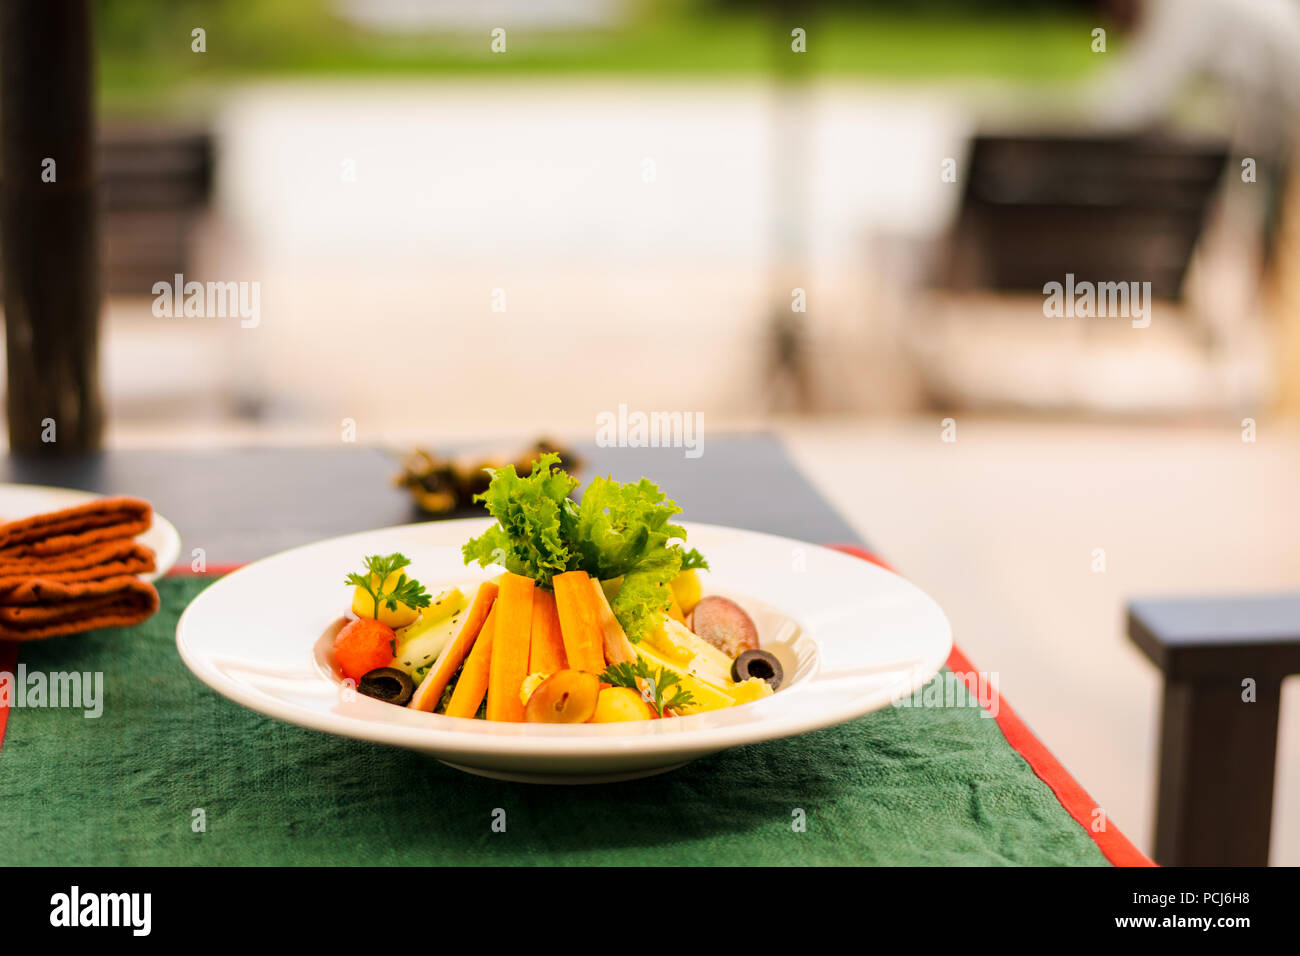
(943, 133, 1228, 301)
(1128, 594, 1300, 865)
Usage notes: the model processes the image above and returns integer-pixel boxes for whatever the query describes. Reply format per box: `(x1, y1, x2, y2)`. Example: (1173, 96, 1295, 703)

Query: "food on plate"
(527, 589, 566, 674)
(328, 455, 781, 724)
(396, 586, 466, 641)
(731, 649, 784, 690)
(688, 595, 759, 658)
(406, 581, 498, 712)
(346, 553, 431, 628)
(668, 568, 702, 616)
(333, 618, 397, 683)
(486, 573, 534, 722)
(443, 606, 497, 718)
(358, 666, 415, 706)
(601, 657, 694, 717)
(523, 669, 601, 723)
(591, 686, 655, 723)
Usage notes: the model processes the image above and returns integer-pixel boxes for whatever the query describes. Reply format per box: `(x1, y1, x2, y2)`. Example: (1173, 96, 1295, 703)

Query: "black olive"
(358, 667, 415, 706)
(731, 649, 783, 690)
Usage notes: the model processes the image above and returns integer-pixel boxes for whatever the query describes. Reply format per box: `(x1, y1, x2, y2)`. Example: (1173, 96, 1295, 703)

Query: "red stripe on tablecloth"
(0, 566, 242, 753)
(166, 563, 246, 578)
(0, 640, 17, 751)
(828, 543, 1155, 868)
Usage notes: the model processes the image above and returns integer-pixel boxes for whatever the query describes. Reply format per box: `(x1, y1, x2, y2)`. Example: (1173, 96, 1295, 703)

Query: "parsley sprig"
(345, 553, 432, 619)
(601, 658, 696, 717)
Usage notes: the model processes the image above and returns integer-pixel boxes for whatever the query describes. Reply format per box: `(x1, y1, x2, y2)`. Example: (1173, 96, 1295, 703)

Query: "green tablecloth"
(0, 576, 1109, 866)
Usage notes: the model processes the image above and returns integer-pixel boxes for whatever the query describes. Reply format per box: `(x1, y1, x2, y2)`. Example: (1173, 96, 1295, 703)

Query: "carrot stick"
(444, 605, 497, 718)
(408, 581, 499, 712)
(486, 572, 534, 722)
(553, 570, 606, 673)
(589, 576, 637, 665)
(528, 588, 567, 674)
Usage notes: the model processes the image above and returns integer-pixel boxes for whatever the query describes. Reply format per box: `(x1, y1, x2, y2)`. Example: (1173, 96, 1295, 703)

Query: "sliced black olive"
(358, 667, 415, 706)
(731, 649, 783, 690)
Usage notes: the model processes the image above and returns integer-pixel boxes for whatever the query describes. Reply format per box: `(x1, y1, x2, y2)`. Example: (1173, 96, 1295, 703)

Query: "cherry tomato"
(333, 618, 396, 683)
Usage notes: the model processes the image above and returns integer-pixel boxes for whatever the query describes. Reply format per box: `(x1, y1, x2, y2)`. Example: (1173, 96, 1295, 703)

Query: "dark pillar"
(1, 0, 104, 452)
(1153, 675, 1282, 866)
(764, 0, 816, 413)
(1128, 594, 1300, 866)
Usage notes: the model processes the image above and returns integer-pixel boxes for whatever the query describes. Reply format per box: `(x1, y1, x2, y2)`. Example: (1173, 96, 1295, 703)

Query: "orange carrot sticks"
(444, 605, 498, 718)
(528, 588, 567, 675)
(408, 580, 499, 712)
(486, 572, 534, 722)
(589, 576, 637, 666)
(553, 570, 606, 674)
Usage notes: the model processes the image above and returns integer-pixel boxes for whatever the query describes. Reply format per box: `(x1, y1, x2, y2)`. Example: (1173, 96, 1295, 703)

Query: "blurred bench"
(943, 133, 1228, 301)
(99, 125, 214, 295)
(1128, 594, 1300, 865)
(0, 125, 213, 297)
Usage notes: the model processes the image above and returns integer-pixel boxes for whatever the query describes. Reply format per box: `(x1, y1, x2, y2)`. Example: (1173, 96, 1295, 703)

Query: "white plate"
(0, 482, 181, 581)
(177, 519, 952, 783)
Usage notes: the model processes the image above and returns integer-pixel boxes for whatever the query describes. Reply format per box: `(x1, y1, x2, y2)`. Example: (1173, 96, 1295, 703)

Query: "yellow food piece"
(420, 586, 467, 628)
(393, 614, 463, 676)
(395, 587, 466, 646)
(646, 616, 736, 686)
(642, 620, 692, 667)
(526, 670, 601, 723)
(591, 686, 654, 722)
(669, 569, 702, 616)
(666, 591, 687, 625)
(519, 672, 547, 707)
(352, 569, 423, 628)
(635, 629, 774, 714)
(729, 677, 775, 705)
(635, 643, 737, 714)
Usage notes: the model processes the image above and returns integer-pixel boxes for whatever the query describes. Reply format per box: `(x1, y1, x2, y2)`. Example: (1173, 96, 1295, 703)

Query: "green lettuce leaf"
(679, 547, 709, 572)
(461, 453, 578, 586)
(568, 474, 699, 640)
(609, 547, 682, 644)
(462, 456, 707, 641)
(569, 475, 684, 578)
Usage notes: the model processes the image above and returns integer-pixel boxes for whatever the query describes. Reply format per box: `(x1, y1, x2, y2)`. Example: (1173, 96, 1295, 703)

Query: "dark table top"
(0, 433, 862, 565)
(1129, 593, 1300, 680)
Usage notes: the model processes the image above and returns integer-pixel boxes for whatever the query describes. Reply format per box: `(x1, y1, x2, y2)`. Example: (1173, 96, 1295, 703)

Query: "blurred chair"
(99, 125, 214, 295)
(0, 125, 213, 297)
(903, 131, 1260, 415)
(942, 134, 1228, 302)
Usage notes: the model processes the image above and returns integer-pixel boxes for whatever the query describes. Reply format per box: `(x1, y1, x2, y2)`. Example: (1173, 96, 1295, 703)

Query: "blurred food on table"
(393, 439, 580, 515)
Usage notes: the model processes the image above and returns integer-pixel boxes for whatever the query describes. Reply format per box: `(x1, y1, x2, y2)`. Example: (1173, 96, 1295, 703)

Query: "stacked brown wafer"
(0, 496, 160, 641)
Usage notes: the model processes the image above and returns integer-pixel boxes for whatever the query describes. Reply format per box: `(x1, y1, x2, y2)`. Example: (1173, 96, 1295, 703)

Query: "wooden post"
(764, 0, 816, 412)
(1, 0, 104, 452)
(1153, 675, 1282, 866)
(1128, 594, 1300, 866)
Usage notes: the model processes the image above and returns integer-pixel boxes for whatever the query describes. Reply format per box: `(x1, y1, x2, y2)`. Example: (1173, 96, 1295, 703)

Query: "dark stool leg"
(1154, 675, 1281, 866)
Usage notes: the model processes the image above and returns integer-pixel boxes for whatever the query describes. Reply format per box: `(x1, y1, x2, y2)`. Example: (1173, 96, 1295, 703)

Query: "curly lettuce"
(461, 453, 708, 641)
(461, 454, 577, 585)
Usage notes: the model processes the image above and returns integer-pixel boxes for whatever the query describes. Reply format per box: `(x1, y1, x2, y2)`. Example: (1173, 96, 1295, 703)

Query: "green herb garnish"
(601, 658, 696, 717)
(345, 552, 432, 618)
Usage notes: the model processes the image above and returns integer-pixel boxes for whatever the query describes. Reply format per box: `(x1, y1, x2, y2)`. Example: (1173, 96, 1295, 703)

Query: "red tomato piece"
(333, 618, 397, 683)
